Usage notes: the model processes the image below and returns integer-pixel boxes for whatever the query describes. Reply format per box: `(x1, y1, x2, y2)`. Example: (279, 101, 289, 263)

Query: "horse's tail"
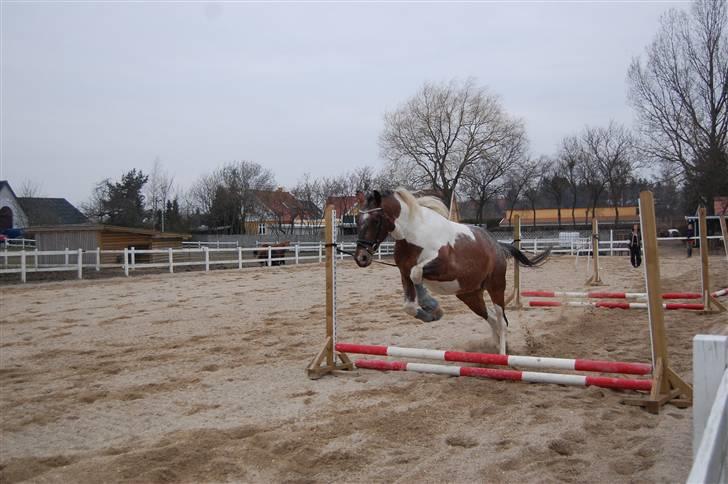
(498, 242, 551, 267)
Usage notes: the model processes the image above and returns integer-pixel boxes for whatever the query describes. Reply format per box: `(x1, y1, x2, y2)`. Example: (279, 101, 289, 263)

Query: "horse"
(353, 189, 549, 354)
(254, 241, 291, 266)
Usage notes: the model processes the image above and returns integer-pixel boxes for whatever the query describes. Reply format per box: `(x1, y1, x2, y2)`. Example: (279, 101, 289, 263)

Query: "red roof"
(326, 195, 359, 217)
(254, 189, 318, 222)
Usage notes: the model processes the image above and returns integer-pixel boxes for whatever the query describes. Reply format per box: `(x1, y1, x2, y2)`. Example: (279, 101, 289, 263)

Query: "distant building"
(248, 188, 322, 235)
(502, 206, 640, 229)
(0, 180, 88, 232)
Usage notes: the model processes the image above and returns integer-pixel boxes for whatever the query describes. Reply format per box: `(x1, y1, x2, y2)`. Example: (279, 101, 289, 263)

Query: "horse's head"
(354, 190, 399, 267)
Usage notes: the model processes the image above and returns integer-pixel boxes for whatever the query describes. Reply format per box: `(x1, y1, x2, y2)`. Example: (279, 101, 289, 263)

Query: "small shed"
(25, 224, 190, 264)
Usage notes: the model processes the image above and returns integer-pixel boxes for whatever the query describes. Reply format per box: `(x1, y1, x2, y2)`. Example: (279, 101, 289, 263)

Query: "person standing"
(629, 224, 642, 268)
(686, 223, 695, 257)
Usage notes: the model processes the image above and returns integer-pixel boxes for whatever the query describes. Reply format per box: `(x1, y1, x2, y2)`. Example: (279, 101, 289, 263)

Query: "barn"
(25, 224, 190, 264)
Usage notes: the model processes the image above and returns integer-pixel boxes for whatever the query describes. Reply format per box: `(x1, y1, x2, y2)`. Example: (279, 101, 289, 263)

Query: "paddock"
(1, 254, 726, 482)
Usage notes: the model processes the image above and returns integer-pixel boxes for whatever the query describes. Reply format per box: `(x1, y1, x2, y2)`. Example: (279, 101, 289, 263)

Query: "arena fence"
(0, 235, 724, 284)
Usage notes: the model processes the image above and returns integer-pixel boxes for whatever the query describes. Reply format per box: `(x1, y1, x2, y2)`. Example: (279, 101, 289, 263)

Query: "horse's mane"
(394, 188, 450, 218)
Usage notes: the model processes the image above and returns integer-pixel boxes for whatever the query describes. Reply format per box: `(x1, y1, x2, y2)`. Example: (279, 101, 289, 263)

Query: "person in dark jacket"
(629, 224, 642, 268)
(686, 223, 694, 257)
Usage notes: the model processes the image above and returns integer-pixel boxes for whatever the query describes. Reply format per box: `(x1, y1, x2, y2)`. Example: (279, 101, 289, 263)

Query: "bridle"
(356, 207, 388, 256)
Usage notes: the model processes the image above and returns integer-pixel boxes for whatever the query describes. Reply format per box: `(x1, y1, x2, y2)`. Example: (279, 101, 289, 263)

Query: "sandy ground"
(1, 252, 727, 483)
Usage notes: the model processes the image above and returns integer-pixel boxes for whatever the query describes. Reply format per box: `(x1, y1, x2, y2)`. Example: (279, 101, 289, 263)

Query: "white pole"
(295, 244, 299, 264)
(378, 244, 382, 260)
(34, 248, 39, 269)
(168, 247, 174, 273)
(267, 246, 272, 267)
(610, 229, 614, 256)
(238, 247, 243, 270)
(20, 250, 26, 283)
(318, 244, 322, 263)
(77, 248, 83, 279)
(204, 247, 209, 271)
(95, 247, 100, 271)
(123, 248, 129, 276)
(131, 247, 136, 270)
(64, 248, 69, 266)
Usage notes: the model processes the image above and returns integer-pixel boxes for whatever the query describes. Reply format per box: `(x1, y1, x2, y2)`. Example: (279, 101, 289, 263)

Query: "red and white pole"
(354, 359, 652, 392)
(528, 300, 705, 310)
(335, 343, 651, 375)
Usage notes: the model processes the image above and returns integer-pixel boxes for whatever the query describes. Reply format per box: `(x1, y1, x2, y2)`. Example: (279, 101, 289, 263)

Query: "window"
(257, 223, 267, 235)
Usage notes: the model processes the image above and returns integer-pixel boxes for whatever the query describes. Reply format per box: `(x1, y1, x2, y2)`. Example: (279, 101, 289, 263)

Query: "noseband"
(356, 207, 387, 255)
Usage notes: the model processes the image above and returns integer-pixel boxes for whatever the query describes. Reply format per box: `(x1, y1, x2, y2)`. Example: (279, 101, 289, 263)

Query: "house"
(1, 180, 88, 233)
(0, 180, 29, 230)
(247, 188, 322, 235)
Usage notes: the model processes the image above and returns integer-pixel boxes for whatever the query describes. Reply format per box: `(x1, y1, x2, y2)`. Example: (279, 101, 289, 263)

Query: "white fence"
(688, 335, 728, 484)
(0, 235, 724, 283)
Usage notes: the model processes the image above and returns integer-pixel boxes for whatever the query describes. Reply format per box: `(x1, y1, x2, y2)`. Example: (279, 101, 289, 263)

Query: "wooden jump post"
(505, 214, 522, 308)
(698, 207, 726, 314)
(621, 191, 692, 413)
(306, 205, 355, 378)
(585, 217, 603, 286)
(720, 213, 728, 261)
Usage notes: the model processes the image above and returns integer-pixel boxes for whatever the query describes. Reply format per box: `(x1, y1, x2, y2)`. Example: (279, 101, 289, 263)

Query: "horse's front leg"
(399, 271, 442, 322)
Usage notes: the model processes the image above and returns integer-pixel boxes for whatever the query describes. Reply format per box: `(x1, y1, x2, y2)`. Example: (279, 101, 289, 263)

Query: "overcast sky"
(1, 1, 683, 205)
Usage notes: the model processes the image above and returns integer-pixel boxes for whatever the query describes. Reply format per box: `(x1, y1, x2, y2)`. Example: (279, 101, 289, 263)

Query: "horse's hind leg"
(486, 283, 508, 355)
(457, 290, 506, 355)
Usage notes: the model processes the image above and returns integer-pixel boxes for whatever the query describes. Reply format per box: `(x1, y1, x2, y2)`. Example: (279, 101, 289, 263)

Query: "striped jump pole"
(529, 300, 705, 311)
(522, 288, 728, 300)
(354, 359, 652, 392)
(335, 343, 652, 375)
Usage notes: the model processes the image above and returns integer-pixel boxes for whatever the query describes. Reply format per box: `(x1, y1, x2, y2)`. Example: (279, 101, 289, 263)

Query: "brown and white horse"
(354, 189, 549, 354)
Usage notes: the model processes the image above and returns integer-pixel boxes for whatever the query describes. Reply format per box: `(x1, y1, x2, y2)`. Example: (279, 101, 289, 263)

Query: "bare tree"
(557, 135, 584, 227)
(461, 123, 528, 224)
(18, 179, 43, 198)
(522, 158, 550, 228)
(582, 122, 637, 225)
(145, 159, 175, 231)
(190, 161, 275, 234)
(503, 158, 541, 225)
(380, 78, 525, 206)
(628, 0, 728, 213)
(577, 140, 608, 224)
(542, 158, 569, 229)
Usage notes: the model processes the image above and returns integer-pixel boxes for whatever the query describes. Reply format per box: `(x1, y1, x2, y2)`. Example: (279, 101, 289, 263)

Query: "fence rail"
(0, 235, 724, 283)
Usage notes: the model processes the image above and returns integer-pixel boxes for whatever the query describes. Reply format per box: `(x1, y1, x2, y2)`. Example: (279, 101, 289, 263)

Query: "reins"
(325, 243, 398, 267)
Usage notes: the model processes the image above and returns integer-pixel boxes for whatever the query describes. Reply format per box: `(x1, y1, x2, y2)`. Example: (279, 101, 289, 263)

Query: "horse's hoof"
(431, 307, 444, 321)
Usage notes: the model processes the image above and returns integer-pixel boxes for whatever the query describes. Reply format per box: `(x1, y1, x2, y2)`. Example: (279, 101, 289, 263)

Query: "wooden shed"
(25, 224, 190, 264)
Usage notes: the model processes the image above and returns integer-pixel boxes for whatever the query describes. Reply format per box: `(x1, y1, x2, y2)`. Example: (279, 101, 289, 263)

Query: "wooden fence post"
(699, 207, 726, 313)
(505, 214, 522, 308)
(586, 218, 603, 286)
(720, 214, 728, 261)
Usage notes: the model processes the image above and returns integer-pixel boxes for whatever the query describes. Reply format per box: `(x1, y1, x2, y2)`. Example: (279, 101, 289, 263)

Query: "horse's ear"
(373, 190, 382, 206)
